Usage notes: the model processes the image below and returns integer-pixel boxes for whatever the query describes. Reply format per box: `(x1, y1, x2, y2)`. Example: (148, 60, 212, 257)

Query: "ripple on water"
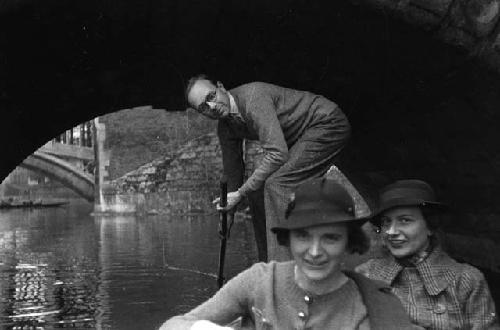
(0, 202, 257, 329)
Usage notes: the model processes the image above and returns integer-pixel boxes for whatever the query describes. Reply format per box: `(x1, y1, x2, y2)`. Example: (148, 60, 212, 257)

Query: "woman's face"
(290, 223, 348, 282)
(380, 206, 431, 258)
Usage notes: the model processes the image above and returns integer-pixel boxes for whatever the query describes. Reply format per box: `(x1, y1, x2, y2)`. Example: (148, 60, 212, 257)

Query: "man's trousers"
(247, 117, 350, 261)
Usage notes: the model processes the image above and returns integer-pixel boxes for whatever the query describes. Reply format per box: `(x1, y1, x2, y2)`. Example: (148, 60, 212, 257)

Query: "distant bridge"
(19, 142, 95, 201)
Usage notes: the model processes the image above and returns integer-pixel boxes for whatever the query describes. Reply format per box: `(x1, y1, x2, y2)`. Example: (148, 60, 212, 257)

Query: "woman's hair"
(275, 224, 370, 255)
(420, 207, 442, 231)
(372, 206, 443, 232)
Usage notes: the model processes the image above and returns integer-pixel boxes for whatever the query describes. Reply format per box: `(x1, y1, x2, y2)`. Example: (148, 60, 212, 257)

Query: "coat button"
(434, 303, 446, 314)
(304, 295, 312, 303)
(298, 312, 306, 319)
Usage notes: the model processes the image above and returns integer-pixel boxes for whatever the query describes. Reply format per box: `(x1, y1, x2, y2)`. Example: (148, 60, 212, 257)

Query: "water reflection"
(0, 204, 100, 329)
(0, 194, 258, 329)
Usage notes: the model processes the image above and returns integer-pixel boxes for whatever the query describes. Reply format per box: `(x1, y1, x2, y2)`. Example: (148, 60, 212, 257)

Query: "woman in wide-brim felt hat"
(356, 179, 499, 330)
(160, 178, 414, 330)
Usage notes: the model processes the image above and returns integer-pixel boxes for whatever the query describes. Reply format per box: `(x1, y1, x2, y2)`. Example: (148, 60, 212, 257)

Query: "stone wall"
(107, 132, 264, 215)
(99, 106, 218, 180)
(113, 133, 223, 194)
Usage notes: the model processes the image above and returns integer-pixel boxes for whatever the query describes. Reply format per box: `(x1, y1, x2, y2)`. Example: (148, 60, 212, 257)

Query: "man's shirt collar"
(226, 92, 244, 123)
(228, 92, 239, 115)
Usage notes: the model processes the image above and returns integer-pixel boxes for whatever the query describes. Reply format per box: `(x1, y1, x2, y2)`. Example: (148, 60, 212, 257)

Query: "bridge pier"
(92, 118, 144, 213)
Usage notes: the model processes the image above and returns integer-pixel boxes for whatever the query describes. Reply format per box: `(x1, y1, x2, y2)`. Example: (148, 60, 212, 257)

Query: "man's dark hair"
(185, 74, 213, 107)
(275, 224, 370, 255)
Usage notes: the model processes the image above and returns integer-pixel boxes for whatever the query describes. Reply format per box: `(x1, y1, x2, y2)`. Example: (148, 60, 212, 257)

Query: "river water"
(0, 199, 258, 329)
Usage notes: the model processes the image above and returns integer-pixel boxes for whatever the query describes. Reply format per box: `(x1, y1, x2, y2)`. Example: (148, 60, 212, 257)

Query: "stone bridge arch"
(2, 0, 500, 298)
(2, 0, 500, 184)
(19, 151, 95, 202)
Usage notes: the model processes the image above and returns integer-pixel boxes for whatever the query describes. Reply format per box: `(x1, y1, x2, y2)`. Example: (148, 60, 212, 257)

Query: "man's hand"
(213, 190, 242, 212)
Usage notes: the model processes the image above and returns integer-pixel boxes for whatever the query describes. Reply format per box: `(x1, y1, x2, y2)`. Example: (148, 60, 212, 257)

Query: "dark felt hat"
(370, 179, 448, 223)
(271, 178, 368, 233)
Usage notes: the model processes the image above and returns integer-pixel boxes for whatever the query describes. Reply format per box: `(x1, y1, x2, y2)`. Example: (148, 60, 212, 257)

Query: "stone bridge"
(19, 141, 96, 202)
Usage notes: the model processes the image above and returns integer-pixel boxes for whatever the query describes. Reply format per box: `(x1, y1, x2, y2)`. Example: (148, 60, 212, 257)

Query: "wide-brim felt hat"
(271, 178, 368, 233)
(370, 179, 448, 223)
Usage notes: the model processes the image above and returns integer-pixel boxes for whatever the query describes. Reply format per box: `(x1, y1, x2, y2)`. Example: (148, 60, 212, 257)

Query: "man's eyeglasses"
(197, 90, 217, 114)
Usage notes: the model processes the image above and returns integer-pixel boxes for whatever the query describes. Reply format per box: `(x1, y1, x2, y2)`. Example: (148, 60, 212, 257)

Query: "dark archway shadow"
(4, 0, 496, 179)
(2, 0, 500, 306)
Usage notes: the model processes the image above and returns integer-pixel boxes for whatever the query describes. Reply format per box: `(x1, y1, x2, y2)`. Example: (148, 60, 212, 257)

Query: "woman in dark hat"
(356, 179, 499, 330)
(160, 178, 413, 330)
